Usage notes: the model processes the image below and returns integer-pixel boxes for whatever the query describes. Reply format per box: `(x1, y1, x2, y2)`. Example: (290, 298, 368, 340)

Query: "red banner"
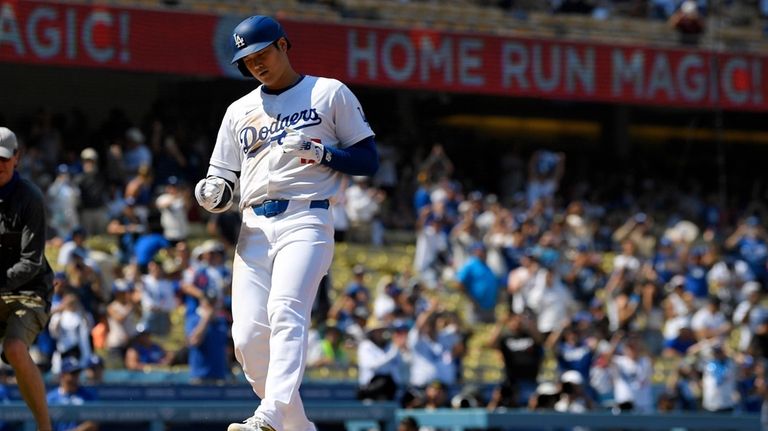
(318, 25, 767, 111)
(0, 0, 221, 74)
(2, 0, 766, 111)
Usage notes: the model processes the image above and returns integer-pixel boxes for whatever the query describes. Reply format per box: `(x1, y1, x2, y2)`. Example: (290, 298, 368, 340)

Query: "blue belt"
(252, 199, 330, 218)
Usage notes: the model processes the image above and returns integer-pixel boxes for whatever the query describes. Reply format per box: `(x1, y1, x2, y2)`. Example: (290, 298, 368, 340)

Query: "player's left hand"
(281, 128, 325, 164)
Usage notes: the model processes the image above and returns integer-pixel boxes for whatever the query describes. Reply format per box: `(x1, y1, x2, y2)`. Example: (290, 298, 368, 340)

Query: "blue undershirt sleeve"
(320, 136, 379, 176)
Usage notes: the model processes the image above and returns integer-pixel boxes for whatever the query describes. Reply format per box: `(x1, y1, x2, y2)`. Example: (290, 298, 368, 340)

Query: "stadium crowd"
(309, 0, 768, 20)
(1, 103, 768, 421)
(399, 144, 768, 415)
(318, 0, 768, 31)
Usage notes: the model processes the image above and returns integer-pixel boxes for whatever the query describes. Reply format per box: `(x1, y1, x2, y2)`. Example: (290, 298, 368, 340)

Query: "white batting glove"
(194, 176, 233, 213)
(281, 128, 325, 164)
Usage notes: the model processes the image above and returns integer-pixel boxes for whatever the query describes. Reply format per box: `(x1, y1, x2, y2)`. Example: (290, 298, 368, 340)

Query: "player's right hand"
(195, 176, 233, 213)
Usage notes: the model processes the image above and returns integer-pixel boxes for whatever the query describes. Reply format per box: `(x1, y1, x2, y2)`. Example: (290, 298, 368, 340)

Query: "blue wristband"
(321, 137, 379, 176)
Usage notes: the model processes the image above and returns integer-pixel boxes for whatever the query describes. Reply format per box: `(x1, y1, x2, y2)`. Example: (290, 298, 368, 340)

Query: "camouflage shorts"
(0, 295, 49, 346)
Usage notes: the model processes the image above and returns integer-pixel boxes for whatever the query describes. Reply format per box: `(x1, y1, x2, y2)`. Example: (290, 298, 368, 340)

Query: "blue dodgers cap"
(469, 241, 486, 253)
(112, 279, 133, 293)
(385, 282, 403, 297)
(60, 357, 83, 374)
(231, 15, 288, 64)
(391, 319, 410, 332)
(88, 355, 104, 369)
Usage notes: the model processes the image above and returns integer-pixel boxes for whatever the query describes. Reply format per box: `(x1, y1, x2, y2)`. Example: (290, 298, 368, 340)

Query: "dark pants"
(357, 374, 397, 401)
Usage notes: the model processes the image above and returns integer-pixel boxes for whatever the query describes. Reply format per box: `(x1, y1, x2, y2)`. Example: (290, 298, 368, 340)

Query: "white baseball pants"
(231, 201, 334, 431)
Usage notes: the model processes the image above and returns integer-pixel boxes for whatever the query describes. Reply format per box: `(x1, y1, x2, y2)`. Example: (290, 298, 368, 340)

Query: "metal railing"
(0, 401, 398, 431)
(396, 408, 763, 431)
(0, 402, 761, 431)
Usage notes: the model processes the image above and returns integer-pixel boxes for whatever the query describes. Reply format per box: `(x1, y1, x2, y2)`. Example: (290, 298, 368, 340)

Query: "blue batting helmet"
(231, 16, 289, 77)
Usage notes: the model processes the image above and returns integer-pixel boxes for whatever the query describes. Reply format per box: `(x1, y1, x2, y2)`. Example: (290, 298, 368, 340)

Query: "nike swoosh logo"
(245, 107, 259, 115)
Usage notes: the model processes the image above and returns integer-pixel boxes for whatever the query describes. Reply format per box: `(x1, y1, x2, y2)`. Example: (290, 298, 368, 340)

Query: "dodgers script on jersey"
(208, 75, 374, 207)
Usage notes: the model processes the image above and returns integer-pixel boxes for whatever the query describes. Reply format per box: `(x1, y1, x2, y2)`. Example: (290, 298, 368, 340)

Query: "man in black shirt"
(0, 127, 53, 431)
(486, 312, 544, 409)
(75, 147, 109, 236)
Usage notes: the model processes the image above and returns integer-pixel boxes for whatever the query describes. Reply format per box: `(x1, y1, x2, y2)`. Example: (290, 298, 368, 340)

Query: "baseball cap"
(193, 239, 225, 260)
(80, 147, 98, 161)
(561, 370, 584, 385)
(345, 284, 366, 298)
(467, 191, 483, 202)
(72, 226, 87, 237)
(231, 16, 288, 63)
(365, 318, 389, 334)
(352, 264, 366, 275)
(352, 305, 369, 320)
(681, 0, 698, 14)
(88, 355, 104, 369)
(391, 319, 410, 332)
(742, 281, 762, 297)
(675, 316, 693, 330)
(125, 127, 145, 144)
(536, 381, 559, 396)
(668, 274, 686, 290)
(60, 357, 83, 374)
(469, 241, 486, 253)
(385, 283, 403, 297)
(572, 310, 592, 324)
(112, 279, 133, 293)
(135, 323, 151, 335)
(0, 127, 18, 159)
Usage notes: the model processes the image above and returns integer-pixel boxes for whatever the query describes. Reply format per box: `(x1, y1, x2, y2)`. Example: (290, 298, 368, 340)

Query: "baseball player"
(195, 16, 378, 431)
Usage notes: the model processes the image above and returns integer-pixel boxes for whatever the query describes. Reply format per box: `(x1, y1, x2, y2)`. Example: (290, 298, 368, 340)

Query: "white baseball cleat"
(227, 415, 277, 431)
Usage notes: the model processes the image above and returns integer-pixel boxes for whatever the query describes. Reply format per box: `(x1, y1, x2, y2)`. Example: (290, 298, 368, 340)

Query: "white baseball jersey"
(208, 75, 374, 208)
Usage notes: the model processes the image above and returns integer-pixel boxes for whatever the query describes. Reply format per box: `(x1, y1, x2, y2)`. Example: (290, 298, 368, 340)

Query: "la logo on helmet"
(234, 34, 245, 48)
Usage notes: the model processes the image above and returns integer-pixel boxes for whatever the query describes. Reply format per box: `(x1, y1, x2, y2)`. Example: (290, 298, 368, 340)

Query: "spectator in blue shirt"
(106, 197, 146, 265)
(652, 237, 682, 284)
(685, 247, 710, 300)
(186, 294, 230, 384)
(737, 355, 762, 412)
(46, 358, 98, 431)
(181, 241, 230, 384)
(726, 217, 768, 286)
(345, 264, 371, 307)
(456, 242, 500, 324)
(133, 212, 171, 274)
(413, 173, 432, 218)
(662, 322, 697, 358)
(553, 325, 596, 383)
(124, 325, 172, 370)
(121, 127, 152, 177)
